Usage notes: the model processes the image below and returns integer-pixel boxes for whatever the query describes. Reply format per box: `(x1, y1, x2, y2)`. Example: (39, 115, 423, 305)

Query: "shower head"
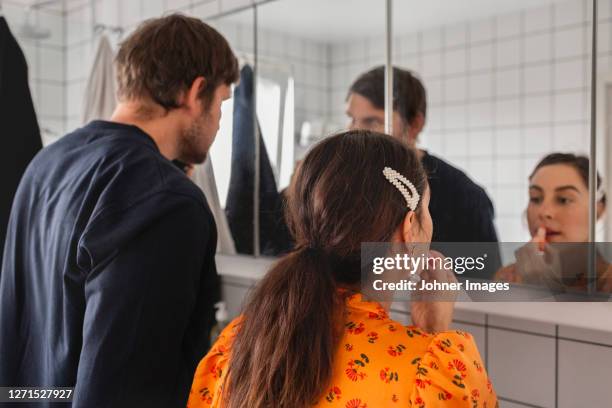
(18, 2, 54, 41)
(19, 21, 51, 40)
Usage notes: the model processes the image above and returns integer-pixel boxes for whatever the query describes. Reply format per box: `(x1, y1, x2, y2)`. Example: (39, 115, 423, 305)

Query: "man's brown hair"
(115, 14, 239, 110)
(348, 66, 427, 126)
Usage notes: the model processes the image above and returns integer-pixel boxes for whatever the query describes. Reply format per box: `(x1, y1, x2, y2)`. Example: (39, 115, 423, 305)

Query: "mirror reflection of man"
(346, 66, 500, 277)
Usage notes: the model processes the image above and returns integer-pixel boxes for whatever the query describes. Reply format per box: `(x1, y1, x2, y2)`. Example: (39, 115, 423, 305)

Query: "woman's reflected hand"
(514, 228, 564, 290)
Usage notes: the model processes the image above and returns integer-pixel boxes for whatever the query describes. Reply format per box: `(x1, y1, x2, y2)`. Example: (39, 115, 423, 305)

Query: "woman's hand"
(515, 227, 563, 289)
(410, 250, 457, 334)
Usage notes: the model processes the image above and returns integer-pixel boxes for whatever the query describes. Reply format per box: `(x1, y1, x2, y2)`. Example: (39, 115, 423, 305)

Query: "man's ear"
(597, 201, 606, 220)
(402, 211, 416, 243)
(407, 112, 425, 143)
(184, 76, 207, 113)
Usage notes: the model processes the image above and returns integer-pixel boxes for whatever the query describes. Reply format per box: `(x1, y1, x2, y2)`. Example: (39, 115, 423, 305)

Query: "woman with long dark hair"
(188, 130, 497, 407)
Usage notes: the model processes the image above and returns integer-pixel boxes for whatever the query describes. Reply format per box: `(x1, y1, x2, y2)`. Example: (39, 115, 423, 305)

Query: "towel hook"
(93, 23, 124, 39)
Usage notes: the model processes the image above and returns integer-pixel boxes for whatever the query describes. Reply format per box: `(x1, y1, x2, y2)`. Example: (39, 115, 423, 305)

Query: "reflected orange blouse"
(188, 293, 498, 407)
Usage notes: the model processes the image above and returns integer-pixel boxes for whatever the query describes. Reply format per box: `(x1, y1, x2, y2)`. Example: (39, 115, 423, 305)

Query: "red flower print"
(210, 343, 228, 357)
(391, 394, 399, 402)
(345, 365, 360, 382)
(406, 328, 425, 338)
(448, 359, 467, 377)
(452, 374, 466, 389)
(367, 331, 379, 343)
(345, 357, 368, 382)
(345, 399, 367, 408)
(344, 343, 353, 351)
(209, 362, 223, 379)
(198, 387, 213, 404)
(455, 330, 472, 340)
(415, 378, 432, 389)
(414, 396, 425, 407)
(435, 338, 453, 353)
(438, 391, 453, 401)
(487, 379, 493, 392)
(388, 324, 397, 332)
(325, 386, 342, 402)
(471, 389, 480, 399)
(473, 360, 483, 373)
(379, 367, 399, 383)
(458, 343, 465, 352)
(346, 321, 366, 335)
(387, 344, 407, 357)
(368, 307, 388, 320)
(429, 361, 439, 370)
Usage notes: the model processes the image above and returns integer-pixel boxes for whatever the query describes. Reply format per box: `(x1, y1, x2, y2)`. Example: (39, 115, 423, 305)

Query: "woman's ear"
(401, 211, 416, 243)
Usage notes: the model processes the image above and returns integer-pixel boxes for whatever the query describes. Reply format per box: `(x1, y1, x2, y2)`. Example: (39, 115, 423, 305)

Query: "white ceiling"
(4, 0, 62, 11)
(223, 0, 570, 42)
(4, 0, 576, 40)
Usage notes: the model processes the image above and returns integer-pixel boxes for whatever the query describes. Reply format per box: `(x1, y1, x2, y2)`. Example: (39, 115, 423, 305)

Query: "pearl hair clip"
(382, 167, 420, 211)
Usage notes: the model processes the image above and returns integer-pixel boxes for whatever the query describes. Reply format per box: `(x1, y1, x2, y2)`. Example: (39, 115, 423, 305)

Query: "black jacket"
(0, 121, 219, 407)
(0, 17, 42, 267)
(422, 151, 498, 243)
(422, 151, 501, 277)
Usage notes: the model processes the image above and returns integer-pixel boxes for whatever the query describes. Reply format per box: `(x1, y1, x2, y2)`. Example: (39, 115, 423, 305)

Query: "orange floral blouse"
(188, 293, 498, 407)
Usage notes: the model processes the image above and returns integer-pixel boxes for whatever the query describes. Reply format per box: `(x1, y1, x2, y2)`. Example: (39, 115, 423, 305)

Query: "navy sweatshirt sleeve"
(73, 195, 216, 407)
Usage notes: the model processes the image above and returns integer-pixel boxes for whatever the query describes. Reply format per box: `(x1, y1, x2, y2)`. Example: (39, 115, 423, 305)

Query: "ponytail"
(223, 248, 343, 408)
(221, 130, 426, 407)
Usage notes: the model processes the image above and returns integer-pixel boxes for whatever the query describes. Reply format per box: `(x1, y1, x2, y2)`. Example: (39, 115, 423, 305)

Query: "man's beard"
(177, 111, 211, 164)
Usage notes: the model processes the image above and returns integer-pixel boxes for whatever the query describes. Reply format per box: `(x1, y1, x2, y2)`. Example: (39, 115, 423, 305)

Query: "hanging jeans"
(225, 64, 293, 256)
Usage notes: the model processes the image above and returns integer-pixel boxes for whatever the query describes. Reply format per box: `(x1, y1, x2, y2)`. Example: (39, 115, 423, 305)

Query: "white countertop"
(216, 254, 612, 332)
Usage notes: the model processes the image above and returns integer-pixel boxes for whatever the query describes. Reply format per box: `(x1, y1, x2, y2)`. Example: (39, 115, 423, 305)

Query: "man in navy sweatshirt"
(346, 66, 501, 278)
(0, 14, 238, 407)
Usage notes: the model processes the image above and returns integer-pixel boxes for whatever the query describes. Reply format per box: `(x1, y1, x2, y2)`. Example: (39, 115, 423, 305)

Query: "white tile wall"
(444, 22, 467, 48)
(558, 340, 612, 408)
(17, 0, 611, 240)
(488, 328, 556, 407)
(524, 5, 552, 33)
(496, 12, 521, 38)
(554, 26, 586, 59)
(555, 0, 586, 27)
(497, 38, 521, 68)
(470, 17, 495, 43)
(470, 43, 494, 71)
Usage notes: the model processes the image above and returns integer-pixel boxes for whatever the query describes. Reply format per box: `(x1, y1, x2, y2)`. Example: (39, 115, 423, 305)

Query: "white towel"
(82, 35, 116, 123)
(192, 156, 237, 255)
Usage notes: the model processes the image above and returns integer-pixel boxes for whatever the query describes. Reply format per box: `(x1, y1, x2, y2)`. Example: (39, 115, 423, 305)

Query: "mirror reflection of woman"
(495, 153, 611, 292)
(188, 130, 497, 407)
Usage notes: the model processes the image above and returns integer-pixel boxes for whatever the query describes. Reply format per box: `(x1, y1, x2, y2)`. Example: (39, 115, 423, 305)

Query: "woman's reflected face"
(527, 164, 589, 243)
